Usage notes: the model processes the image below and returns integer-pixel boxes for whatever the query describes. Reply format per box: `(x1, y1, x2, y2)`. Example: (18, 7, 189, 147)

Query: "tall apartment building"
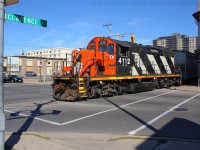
(153, 33, 197, 53)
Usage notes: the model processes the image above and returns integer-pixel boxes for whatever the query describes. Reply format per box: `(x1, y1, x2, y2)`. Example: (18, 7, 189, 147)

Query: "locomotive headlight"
(66, 70, 70, 74)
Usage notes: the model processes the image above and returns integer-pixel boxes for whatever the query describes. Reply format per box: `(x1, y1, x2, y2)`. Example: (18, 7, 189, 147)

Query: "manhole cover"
(173, 108, 188, 111)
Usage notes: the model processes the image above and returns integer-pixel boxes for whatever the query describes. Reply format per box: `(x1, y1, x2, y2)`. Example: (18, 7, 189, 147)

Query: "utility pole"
(0, 1, 19, 149)
(9, 57, 11, 75)
(103, 23, 112, 37)
(43, 59, 46, 82)
(0, 1, 5, 149)
(39, 52, 42, 82)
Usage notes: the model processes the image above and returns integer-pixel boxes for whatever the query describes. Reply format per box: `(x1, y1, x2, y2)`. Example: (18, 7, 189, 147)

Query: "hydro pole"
(0, 0, 5, 149)
(103, 23, 112, 37)
(0, 1, 19, 149)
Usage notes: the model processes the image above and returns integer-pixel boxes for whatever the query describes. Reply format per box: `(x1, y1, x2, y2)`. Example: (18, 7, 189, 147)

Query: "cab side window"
(108, 44, 114, 54)
(119, 46, 129, 56)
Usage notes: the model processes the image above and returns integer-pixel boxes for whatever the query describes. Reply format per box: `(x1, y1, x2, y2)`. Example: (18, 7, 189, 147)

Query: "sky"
(4, 0, 199, 56)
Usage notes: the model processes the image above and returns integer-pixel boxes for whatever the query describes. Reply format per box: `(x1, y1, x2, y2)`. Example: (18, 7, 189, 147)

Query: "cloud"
(68, 36, 89, 48)
(54, 40, 65, 47)
(129, 18, 152, 26)
(138, 38, 153, 45)
(67, 21, 98, 32)
(31, 30, 56, 43)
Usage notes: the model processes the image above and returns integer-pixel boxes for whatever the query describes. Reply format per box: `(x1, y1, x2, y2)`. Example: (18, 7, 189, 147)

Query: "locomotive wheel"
(87, 87, 95, 99)
(131, 84, 136, 93)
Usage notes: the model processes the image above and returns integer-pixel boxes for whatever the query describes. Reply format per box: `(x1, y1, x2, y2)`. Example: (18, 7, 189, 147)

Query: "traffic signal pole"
(193, 0, 200, 86)
(0, 1, 5, 150)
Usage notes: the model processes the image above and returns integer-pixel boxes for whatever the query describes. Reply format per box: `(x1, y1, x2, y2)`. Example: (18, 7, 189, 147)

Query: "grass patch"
(29, 133, 50, 140)
(5, 132, 50, 140)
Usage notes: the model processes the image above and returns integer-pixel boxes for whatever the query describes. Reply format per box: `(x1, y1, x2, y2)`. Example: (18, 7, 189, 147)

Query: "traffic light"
(131, 35, 135, 44)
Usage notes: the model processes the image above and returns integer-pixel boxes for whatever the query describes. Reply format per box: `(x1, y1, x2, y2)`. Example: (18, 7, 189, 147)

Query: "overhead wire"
(5, 0, 155, 49)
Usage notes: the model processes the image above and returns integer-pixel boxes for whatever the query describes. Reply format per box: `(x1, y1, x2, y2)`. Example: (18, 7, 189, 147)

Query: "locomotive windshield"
(98, 45, 107, 52)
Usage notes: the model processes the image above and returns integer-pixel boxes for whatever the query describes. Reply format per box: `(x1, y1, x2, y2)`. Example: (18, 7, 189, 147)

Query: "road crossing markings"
(5, 90, 177, 126)
(60, 90, 177, 125)
(5, 110, 61, 125)
(128, 93, 200, 135)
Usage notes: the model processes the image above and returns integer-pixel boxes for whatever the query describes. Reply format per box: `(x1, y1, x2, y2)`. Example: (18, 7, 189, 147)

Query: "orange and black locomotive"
(52, 37, 182, 101)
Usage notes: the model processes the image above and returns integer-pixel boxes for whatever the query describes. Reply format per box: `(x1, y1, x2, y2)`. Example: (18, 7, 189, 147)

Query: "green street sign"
(5, 12, 47, 27)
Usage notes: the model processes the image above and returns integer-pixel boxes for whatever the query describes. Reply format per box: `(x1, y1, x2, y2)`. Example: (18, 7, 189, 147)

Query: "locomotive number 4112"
(118, 57, 130, 65)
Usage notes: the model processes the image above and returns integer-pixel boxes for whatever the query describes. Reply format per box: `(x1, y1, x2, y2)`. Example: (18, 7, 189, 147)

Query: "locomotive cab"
(84, 37, 133, 77)
(84, 37, 117, 77)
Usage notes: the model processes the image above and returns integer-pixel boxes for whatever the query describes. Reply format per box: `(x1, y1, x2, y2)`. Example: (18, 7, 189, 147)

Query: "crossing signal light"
(131, 35, 135, 44)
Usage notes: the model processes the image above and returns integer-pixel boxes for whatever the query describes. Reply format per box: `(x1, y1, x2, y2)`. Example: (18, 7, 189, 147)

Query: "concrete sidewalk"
(23, 79, 52, 84)
(5, 132, 200, 150)
(170, 85, 200, 93)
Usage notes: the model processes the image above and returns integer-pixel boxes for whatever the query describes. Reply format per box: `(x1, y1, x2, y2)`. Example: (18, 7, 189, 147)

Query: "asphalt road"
(4, 83, 200, 140)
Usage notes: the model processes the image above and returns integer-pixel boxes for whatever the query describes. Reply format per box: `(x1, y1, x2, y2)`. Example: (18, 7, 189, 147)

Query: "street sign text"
(5, 12, 47, 27)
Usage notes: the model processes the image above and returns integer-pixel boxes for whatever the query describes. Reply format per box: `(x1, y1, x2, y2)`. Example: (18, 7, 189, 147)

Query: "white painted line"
(128, 93, 200, 135)
(5, 110, 61, 126)
(5, 90, 177, 126)
(60, 90, 177, 125)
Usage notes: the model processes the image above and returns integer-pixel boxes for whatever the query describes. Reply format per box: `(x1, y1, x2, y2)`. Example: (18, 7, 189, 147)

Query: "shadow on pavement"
(5, 100, 61, 150)
(103, 98, 159, 133)
(103, 97, 200, 149)
(136, 118, 200, 150)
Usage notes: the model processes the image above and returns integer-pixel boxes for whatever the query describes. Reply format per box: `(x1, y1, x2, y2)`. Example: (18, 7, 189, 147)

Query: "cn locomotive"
(52, 37, 182, 101)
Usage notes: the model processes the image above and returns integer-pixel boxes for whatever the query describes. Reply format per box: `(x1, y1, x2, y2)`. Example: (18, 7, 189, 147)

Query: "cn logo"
(109, 55, 114, 59)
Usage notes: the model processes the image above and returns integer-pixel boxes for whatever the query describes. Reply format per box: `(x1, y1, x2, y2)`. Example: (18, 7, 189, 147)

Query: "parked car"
(25, 71, 37, 77)
(7, 75, 23, 83)
(3, 73, 8, 83)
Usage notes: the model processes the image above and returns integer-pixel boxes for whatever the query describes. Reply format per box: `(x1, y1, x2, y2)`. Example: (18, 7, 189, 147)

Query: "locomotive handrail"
(82, 50, 94, 63)
(79, 50, 95, 76)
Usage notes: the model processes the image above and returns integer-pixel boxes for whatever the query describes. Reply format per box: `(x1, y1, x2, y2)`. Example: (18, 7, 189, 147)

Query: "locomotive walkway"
(4, 81, 200, 150)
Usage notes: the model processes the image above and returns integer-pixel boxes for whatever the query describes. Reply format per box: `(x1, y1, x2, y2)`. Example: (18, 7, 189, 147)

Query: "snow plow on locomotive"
(52, 37, 182, 101)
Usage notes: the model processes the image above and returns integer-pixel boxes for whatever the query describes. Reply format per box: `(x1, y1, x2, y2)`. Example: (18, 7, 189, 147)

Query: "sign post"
(0, 1, 5, 150)
(2, 1, 19, 150)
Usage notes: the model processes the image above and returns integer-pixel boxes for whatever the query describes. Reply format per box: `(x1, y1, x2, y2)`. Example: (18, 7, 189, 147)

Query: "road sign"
(5, 12, 47, 27)
(4, 0, 19, 6)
